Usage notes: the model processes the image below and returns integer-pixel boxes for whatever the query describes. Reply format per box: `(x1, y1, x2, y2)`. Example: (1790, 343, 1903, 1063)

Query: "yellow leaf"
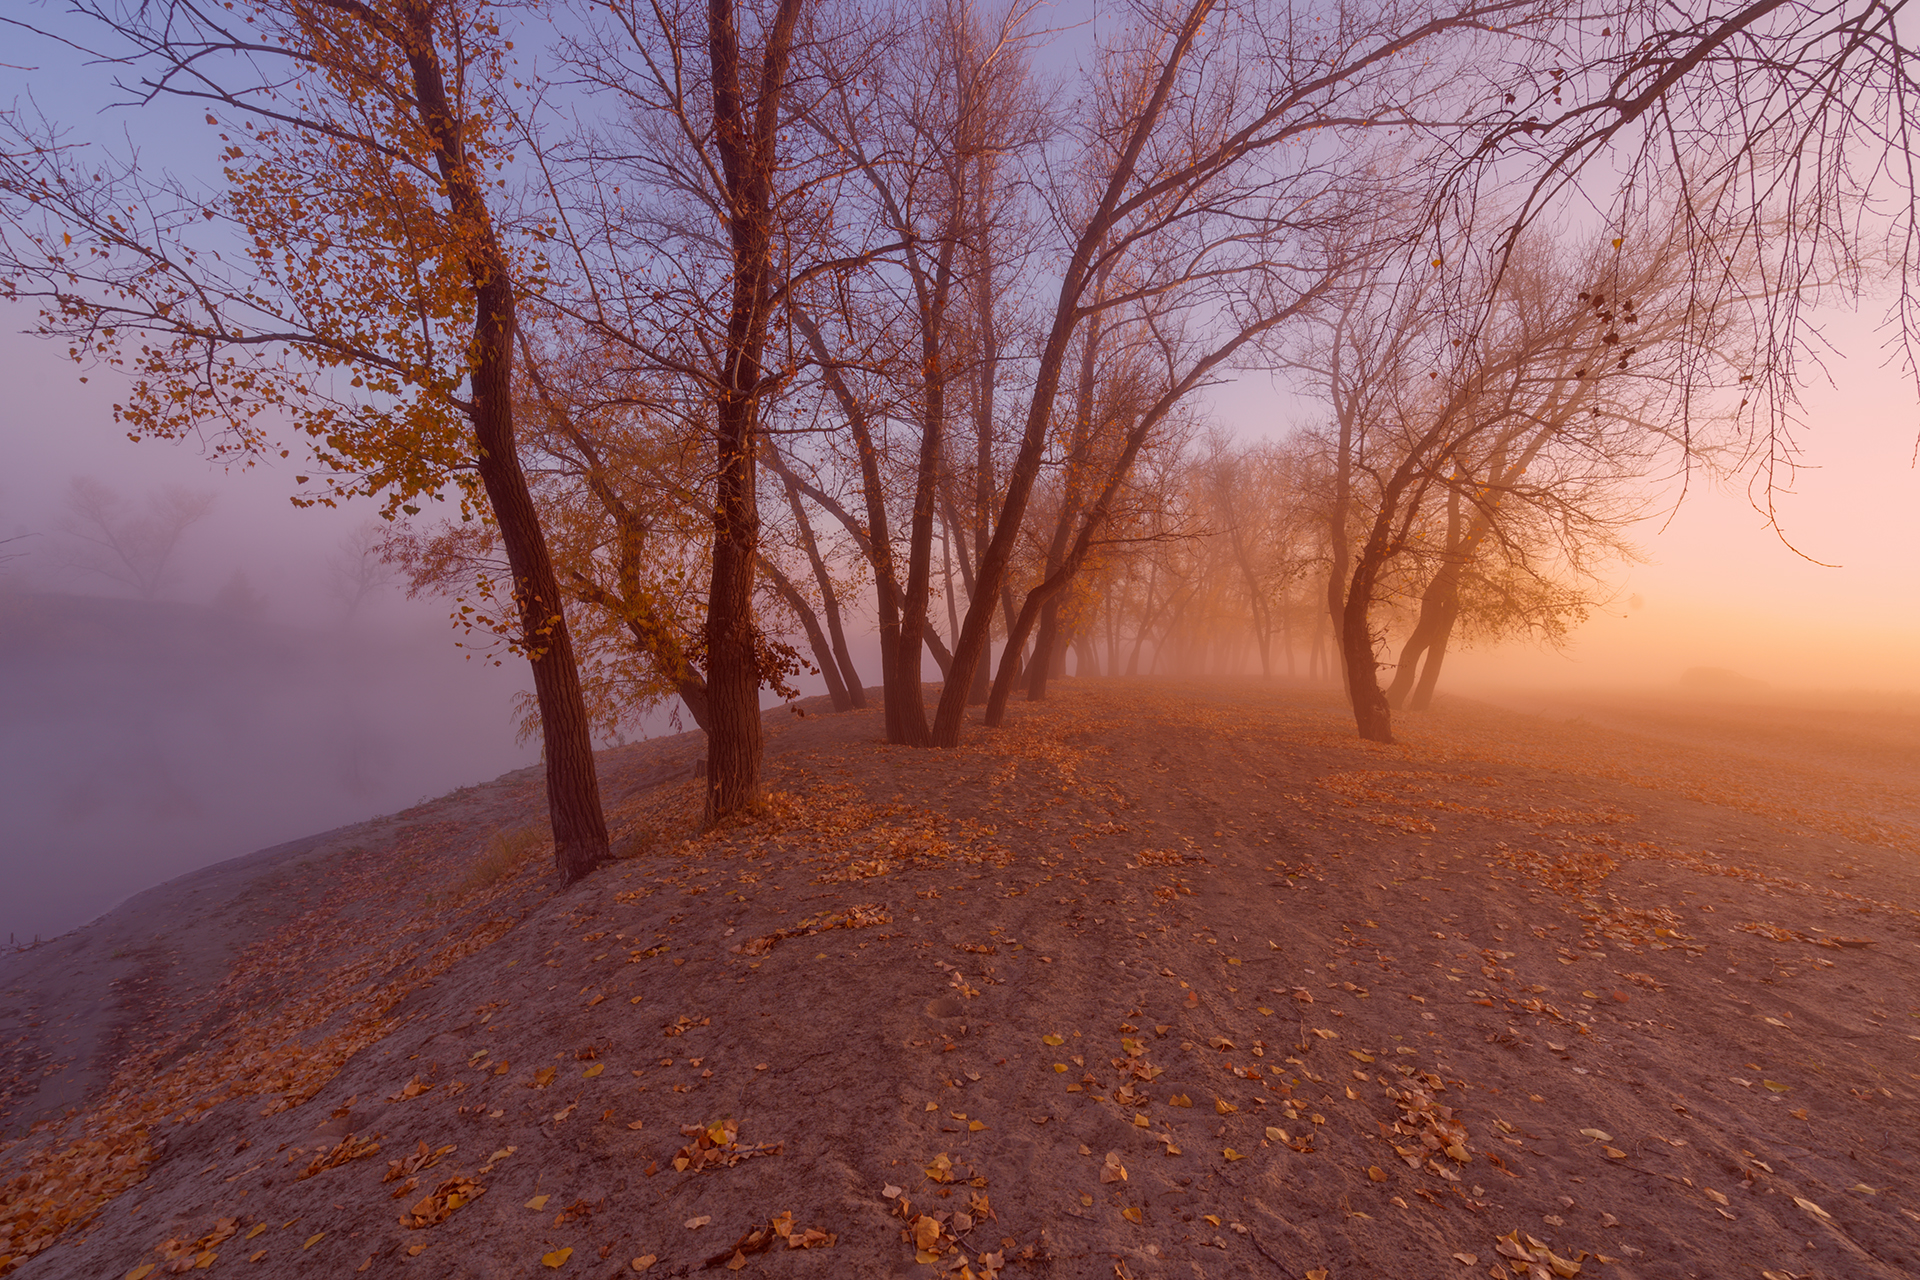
(1042, 1034, 1065, 1046)
(1453, 1254, 1478, 1266)
(1053, 1063, 1068, 1073)
(1215, 1098, 1237, 1115)
(1122, 1206, 1143, 1224)
(584, 1063, 605, 1078)
(726, 1251, 748, 1271)
(245, 1224, 266, 1241)
(1348, 1050, 1374, 1063)
(1367, 1166, 1387, 1182)
(1602, 1146, 1626, 1159)
(1793, 1196, 1831, 1220)
(303, 1234, 324, 1250)
(126, 1267, 157, 1280)
(408, 1246, 427, 1257)
(526, 1195, 550, 1210)
(686, 1215, 712, 1229)
(1762, 1080, 1790, 1093)
(1265, 1127, 1284, 1141)
(1705, 1189, 1729, 1205)
(968, 1120, 986, 1132)
(1579, 1128, 1612, 1142)
(1170, 1093, 1192, 1107)
(1203, 1214, 1221, 1226)
(534, 1067, 557, 1088)
(631, 1256, 657, 1273)
(926, 1101, 939, 1111)
(542, 1247, 573, 1268)
(914, 1216, 941, 1249)
(1224, 1148, 1246, 1161)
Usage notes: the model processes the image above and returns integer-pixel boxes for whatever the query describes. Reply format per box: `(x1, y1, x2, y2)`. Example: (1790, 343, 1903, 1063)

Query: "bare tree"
(325, 520, 394, 625)
(59, 478, 214, 600)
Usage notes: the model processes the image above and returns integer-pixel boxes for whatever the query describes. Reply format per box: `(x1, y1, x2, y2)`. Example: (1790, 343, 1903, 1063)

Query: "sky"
(2, 2, 1915, 945)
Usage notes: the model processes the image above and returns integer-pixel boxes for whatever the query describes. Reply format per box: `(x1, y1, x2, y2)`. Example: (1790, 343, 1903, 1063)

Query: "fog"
(0, 328, 550, 944)
(0, 583, 538, 946)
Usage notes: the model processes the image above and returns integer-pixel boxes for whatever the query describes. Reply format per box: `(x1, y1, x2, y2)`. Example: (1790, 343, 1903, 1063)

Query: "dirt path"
(3, 681, 1916, 1280)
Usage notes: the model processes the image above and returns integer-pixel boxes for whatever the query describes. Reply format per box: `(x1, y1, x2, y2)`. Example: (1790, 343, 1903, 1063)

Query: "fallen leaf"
(1367, 1166, 1387, 1182)
(1762, 1080, 1791, 1093)
(1043, 1034, 1065, 1047)
(1579, 1128, 1612, 1143)
(1602, 1147, 1627, 1159)
(1265, 1126, 1285, 1141)
(1215, 1098, 1238, 1115)
(542, 1247, 573, 1268)
(631, 1256, 656, 1273)
(1122, 1206, 1143, 1224)
(1792, 1196, 1831, 1220)
(1224, 1148, 1247, 1161)
(584, 1063, 605, 1078)
(1170, 1093, 1193, 1107)
(126, 1268, 156, 1280)
(1102, 1152, 1128, 1184)
(1704, 1189, 1729, 1206)
(303, 1233, 324, 1250)
(686, 1215, 711, 1229)
(1453, 1254, 1478, 1266)
(627, 1119, 645, 1131)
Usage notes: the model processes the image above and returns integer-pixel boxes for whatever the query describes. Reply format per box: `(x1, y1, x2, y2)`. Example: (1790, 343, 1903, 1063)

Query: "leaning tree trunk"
(403, 11, 609, 883)
(1339, 541, 1395, 744)
(1386, 560, 1463, 708)
(1407, 596, 1462, 711)
(761, 557, 852, 710)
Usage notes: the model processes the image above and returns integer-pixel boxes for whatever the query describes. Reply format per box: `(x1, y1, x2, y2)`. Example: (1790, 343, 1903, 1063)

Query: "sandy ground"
(2, 680, 1917, 1280)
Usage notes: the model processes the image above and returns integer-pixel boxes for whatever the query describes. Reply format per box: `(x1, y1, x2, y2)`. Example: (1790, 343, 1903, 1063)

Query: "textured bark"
(700, 0, 805, 819)
(1339, 545, 1395, 743)
(400, 2, 608, 882)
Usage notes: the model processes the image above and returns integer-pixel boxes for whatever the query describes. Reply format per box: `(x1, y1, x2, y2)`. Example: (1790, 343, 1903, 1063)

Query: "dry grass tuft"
(461, 825, 541, 893)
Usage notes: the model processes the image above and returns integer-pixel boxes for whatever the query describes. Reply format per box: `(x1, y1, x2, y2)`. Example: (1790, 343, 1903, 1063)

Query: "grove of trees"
(4, 0, 1915, 875)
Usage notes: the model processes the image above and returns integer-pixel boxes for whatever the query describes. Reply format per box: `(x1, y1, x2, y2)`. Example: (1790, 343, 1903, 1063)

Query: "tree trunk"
(1386, 560, 1462, 709)
(780, 469, 864, 707)
(1407, 597, 1461, 711)
(699, 0, 804, 818)
(399, 8, 608, 882)
(760, 556, 851, 710)
(1340, 544, 1395, 743)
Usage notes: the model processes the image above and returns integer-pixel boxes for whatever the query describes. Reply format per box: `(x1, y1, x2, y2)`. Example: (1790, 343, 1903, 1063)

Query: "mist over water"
(0, 588, 535, 944)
